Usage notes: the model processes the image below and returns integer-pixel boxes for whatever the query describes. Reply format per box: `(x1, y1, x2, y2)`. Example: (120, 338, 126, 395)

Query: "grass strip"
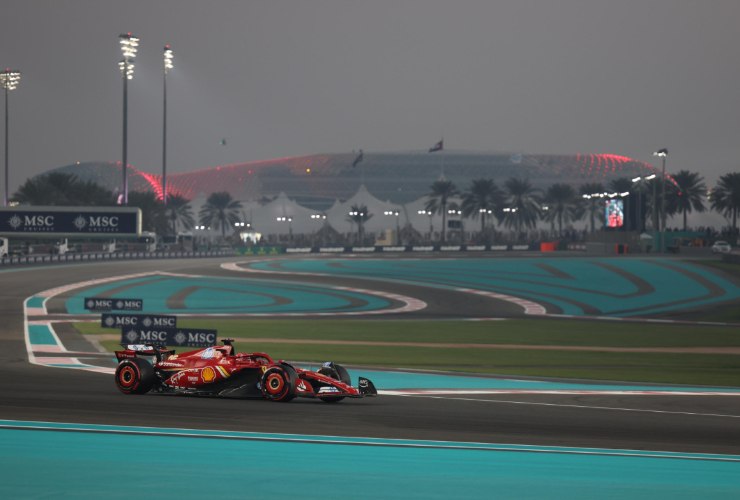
(76, 318, 740, 348)
(79, 317, 740, 387)
(98, 339, 740, 387)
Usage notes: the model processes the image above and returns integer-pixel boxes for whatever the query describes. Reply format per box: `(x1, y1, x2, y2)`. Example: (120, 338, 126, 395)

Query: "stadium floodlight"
(1, 69, 21, 207)
(119, 33, 140, 205)
(162, 44, 173, 205)
(119, 33, 139, 59)
(164, 45, 174, 73)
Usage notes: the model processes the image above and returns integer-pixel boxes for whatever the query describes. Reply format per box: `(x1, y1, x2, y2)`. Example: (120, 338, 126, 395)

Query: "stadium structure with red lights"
(39, 152, 671, 210)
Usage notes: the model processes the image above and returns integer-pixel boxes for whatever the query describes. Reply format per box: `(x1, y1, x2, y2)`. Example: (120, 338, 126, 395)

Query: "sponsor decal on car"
(158, 361, 184, 369)
(318, 386, 340, 394)
(201, 366, 216, 383)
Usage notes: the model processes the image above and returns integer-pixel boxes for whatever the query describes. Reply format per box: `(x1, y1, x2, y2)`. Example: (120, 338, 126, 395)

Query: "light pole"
(276, 216, 293, 241)
(448, 208, 463, 244)
(384, 210, 401, 245)
(311, 213, 327, 246)
(349, 211, 366, 244)
(653, 148, 668, 251)
(1, 69, 21, 207)
(631, 177, 643, 232)
(632, 175, 655, 232)
(119, 33, 139, 205)
(503, 207, 517, 241)
(162, 45, 173, 205)
(417, 209, 433, 242)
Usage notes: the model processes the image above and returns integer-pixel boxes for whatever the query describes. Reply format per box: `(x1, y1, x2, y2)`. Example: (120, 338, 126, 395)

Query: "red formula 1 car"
(114, 339, 377, 403)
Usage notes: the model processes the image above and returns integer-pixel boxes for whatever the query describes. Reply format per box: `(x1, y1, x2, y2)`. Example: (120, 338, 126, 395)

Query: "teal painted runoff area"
(27, 324, 57, 345)
(352, 369, 740, 394)
(65, 275, 392, 314)
(1, 421, 739, 499)
(248, 257, 740, 316)
(26, 296, 46, 309)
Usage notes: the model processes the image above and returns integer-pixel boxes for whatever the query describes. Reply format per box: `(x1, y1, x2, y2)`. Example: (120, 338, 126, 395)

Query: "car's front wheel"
(317, 362, 352, 403)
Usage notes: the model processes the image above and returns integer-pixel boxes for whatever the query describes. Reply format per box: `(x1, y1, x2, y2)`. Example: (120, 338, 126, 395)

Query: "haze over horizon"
(2, 1, 739, 217)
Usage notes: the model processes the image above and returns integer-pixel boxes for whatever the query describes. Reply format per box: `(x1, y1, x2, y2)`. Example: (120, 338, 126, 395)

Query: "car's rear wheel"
(261, 364, 297, 402)
(317, 362, 351, 403)
(115, 358, 155, 394)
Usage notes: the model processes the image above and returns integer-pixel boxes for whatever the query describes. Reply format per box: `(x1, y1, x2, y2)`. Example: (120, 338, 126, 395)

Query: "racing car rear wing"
(115, 344, 175, 362)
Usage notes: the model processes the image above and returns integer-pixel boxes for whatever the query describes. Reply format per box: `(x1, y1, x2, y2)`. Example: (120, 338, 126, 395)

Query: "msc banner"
(84, 297, 143, 311)
(120, 327, 218, 348)
(101, 313, 177, 329)
(0, 206, 141, 237)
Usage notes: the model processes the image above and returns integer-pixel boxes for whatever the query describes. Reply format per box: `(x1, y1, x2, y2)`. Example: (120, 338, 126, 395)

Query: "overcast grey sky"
(2, 0, 739, 194)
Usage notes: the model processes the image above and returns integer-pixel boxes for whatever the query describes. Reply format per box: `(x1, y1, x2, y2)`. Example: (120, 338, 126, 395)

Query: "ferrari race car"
(114, 339, 377, 403)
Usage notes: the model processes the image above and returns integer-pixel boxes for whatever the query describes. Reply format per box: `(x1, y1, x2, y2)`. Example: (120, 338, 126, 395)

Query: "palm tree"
(128, 191, 167, 233)
(461, 178, 503, 241)
(578, 182, 605, 233)
(346, 204, 372, 244)
(165, 194, 195, 236)
(425, 179, 458, 243)
(199, 191, 243, 239)
(502, 178, 542, 238)
(666, 170, 706, 230)
(543, 183, 579, 237)
(711, 172, 740, 232)
(13, 172, 114, 206)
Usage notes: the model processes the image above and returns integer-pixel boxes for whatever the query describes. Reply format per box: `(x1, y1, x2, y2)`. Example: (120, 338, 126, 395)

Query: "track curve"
(2, 256, 740, 455)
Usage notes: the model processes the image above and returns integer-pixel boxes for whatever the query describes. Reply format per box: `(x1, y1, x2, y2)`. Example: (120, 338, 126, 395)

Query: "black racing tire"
(115, 358, 155, 395)
(260, 364, 297, 402)
(317, 362, 351, 403)
(318, 362, 351, 385)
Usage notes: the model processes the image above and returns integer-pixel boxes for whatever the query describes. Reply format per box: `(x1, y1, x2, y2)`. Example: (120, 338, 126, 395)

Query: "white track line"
(389, 393, 740, 419)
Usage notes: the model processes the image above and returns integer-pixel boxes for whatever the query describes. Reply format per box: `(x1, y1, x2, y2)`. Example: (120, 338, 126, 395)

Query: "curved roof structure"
(45, 152, 661, 210)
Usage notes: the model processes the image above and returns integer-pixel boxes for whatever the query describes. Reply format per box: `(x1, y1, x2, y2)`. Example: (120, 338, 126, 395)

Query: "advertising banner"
(0, 206, 141, 237)
(101, 313, 177, 329)
(120, 327, 218, 348)
(84, 297, 143, 311)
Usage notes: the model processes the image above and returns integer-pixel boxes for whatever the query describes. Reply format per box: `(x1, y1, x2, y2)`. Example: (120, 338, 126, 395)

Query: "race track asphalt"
(1, 256, 740, 456)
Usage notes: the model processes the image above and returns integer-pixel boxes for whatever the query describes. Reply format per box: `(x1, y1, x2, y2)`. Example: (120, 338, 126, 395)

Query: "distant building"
(41, 151, 657, 212)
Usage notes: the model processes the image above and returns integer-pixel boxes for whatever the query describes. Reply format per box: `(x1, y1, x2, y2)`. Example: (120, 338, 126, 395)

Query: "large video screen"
(605, 199, 624, 228)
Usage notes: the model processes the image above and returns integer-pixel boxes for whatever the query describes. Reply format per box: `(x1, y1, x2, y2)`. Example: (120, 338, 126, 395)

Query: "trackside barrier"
(0, 250, 234, 267)
(280, 244, 553, 254)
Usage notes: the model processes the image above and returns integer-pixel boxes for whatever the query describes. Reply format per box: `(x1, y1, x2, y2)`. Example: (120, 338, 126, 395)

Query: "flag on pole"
(428, 139, 444, 153)
(352, 149, 364, 167)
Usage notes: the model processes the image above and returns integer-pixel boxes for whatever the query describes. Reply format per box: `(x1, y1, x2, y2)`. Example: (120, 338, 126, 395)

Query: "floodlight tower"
(162, 45, 173, 205)
(119, 33, 139, 205)
(1, 69, 21, 207)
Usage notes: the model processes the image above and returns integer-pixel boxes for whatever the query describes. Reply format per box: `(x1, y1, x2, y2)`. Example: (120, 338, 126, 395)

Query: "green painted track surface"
(248, 257, 740, 316)
(2, 421, 739, 499)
